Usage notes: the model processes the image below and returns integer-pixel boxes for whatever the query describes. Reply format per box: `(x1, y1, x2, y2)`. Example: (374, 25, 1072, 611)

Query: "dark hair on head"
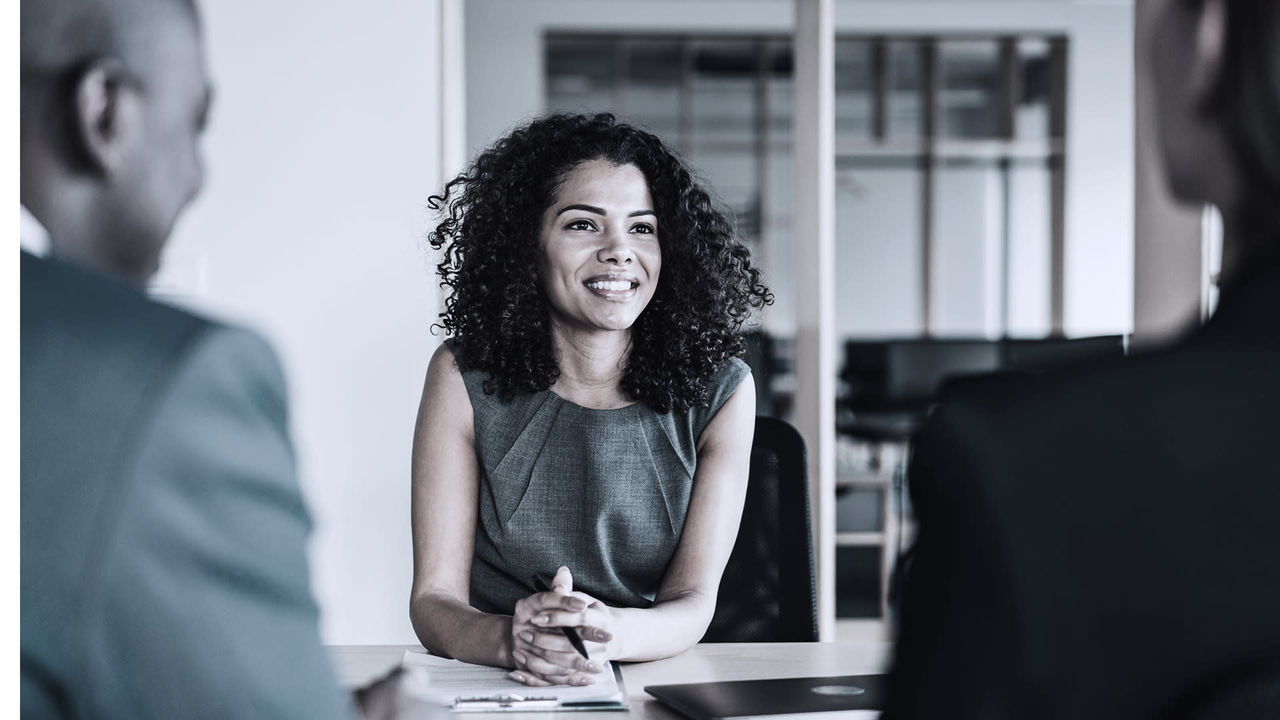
(1211, 0, 1280, 235)
(428, 112, 773, 413)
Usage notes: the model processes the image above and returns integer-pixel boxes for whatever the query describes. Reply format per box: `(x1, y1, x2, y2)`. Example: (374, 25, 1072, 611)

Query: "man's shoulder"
(20, 252, 285, 490)
(22, 252, 215, 344)
(18, 252, 286, 393)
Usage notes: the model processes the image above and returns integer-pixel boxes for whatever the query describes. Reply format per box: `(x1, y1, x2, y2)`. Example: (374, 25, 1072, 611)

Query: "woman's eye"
(631, 223, 656, 235)
(566, 219, 596, 231)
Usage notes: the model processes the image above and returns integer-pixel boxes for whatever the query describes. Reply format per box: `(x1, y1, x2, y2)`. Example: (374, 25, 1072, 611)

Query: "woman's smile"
(583, 274, 640, 299)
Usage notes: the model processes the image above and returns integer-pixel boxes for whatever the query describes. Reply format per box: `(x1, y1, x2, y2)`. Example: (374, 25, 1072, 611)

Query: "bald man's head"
(22, 0, 199, 76)
(21, 0, 211, 284)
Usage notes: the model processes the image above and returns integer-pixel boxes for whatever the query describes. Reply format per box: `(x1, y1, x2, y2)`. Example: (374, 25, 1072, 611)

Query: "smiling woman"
(539, 160, 662, 338)
(410, 113, 772, 687)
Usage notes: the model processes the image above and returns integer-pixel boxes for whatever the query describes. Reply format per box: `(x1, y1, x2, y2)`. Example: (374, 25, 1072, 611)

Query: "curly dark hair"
(428, 112, 773, 413)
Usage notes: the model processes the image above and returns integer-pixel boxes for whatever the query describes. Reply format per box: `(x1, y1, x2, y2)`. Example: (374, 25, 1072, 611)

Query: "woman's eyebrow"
(555, 203, 605, 217)
(554, 204, 657, 218)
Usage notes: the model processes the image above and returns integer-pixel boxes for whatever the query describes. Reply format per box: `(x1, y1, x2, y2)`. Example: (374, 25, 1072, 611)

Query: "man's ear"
(71, 57, 140, 175)
(1189, 0, 1228, 114)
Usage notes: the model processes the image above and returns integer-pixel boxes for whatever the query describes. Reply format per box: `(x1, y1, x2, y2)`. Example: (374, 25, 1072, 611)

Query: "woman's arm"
(513, 372, 757, 677)
(408, 343, 513, 667)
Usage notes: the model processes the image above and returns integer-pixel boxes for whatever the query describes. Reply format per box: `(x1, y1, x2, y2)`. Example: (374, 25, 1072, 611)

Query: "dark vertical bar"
(1000, 157, 1012, 335)
(997, 37, 1018, 335)
(920, 38, 939, 336)
(1048, 36, 1068, 336)
(755, 37, 770, 243)
(680, 39, 695, 153)
(997, 36, 1018, 140)
(614, 36, 628, 116)
(871, 37, 889, 142)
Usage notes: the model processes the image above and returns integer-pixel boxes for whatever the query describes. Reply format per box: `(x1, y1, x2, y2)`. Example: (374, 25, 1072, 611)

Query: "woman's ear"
(71, 57, 140, 176)
(1189, 0, 1228, 114)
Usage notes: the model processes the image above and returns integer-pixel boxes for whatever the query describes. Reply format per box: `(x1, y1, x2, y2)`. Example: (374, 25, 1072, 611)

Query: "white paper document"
(400, 649, 628, 712)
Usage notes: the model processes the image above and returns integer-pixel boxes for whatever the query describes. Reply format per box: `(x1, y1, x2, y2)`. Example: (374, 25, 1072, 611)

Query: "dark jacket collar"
(1195, 253, 1280, 348)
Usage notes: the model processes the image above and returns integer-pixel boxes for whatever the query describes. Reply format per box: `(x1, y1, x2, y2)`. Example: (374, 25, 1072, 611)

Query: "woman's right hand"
(509, 567, 611, 686)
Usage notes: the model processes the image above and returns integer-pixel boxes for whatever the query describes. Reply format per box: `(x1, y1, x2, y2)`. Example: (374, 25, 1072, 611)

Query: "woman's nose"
(597, 228, 634, 264)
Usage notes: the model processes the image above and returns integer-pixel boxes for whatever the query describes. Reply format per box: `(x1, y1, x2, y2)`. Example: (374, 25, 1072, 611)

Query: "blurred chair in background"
(704, 416, 817, 643)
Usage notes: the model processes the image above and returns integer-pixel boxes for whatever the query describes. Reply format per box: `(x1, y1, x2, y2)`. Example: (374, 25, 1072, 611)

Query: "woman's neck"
(548, 323, 634, 409)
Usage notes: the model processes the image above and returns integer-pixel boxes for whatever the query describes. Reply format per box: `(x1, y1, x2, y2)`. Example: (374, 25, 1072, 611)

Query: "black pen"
(531, 576, 590, 659)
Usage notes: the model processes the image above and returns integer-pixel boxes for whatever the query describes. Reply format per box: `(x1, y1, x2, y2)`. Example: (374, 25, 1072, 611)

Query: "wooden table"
(330, 642, 891, 719)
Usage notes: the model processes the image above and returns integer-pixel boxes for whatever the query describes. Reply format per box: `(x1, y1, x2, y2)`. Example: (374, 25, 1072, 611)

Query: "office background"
(151, 0, 1204, 646)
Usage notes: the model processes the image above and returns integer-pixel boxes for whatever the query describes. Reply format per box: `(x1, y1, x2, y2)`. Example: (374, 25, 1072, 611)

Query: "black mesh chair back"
(842, 339, 1001, 415)
(702, 416, 817, 642)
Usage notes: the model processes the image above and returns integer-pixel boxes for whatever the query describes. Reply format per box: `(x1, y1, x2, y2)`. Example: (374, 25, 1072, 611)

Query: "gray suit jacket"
(21, 252, 351, 719)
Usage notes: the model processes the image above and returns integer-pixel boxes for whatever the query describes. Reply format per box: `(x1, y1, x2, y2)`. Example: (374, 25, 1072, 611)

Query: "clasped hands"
(509, 566, 613, 686)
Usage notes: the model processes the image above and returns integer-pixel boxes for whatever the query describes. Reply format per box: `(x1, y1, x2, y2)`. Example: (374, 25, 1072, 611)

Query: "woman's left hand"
(509, 567, 617, 686)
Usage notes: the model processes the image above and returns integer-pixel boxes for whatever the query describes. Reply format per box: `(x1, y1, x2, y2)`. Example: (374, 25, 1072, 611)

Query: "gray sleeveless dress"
(447, 339, 749, 615)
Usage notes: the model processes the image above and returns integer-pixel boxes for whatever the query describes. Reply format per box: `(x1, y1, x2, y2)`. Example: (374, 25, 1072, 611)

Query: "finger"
(516, 629, 571, 657)
(512, 649, 567, 676)
(519, 629, 573, 654)
(524, 592, 588, 614)
(552, 566, 573, 594)
(529, 603, 597, 628)
(513, 629, 544, 658)
(520, 634, 604, 673)
(514, 594, 586, 622)
(512, 595, 542, 622)
(518, 668, 591, 687)
(527, 669, 594, 687)
(514, 644, 576, 672)
(516, 650, 593, 685)
(508, 670, 553, 686)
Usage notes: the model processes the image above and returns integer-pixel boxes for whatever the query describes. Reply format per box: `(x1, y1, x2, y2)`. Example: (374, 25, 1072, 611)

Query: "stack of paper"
(400, 649, 627, 712)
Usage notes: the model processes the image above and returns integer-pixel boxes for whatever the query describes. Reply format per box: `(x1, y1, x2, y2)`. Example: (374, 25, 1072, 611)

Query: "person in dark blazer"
(19, 1, 389, 717)
(885, 0, 1280, 717)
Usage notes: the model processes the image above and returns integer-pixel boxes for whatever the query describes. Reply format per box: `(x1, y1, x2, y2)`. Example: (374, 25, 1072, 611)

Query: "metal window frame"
(544, 30, 1068, 338)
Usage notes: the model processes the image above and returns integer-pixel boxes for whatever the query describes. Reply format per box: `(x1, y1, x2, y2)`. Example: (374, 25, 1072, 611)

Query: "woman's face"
(539, 158, 662, 335)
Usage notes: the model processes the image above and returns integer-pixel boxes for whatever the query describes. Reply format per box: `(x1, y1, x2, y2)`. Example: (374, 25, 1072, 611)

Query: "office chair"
(839, 338, 1003, 618)
(702, 416, 818, 643)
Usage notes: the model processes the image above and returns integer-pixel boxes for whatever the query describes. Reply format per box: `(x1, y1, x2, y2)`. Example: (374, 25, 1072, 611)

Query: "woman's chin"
(551, 307, 647, 335)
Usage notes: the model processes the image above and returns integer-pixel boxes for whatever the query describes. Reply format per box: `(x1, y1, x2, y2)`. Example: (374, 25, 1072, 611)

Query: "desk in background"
(329, 642, 891, 719)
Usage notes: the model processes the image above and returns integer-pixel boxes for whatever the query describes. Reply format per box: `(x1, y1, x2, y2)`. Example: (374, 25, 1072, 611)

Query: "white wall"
(465, 0, 1135, 337)
(156, 1, 443, 644)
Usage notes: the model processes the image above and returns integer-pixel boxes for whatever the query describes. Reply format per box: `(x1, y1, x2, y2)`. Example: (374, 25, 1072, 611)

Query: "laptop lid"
(645, 674, 885, 720)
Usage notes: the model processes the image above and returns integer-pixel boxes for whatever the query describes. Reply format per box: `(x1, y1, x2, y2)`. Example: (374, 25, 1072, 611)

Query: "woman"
(410, 113, 773, 687)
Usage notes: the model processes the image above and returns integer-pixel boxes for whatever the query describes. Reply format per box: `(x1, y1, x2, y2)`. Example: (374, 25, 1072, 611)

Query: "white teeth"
(587, 280, 632, 292)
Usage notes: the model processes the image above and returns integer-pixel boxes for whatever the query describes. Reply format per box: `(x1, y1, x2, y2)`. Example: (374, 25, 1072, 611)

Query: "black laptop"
(645, 674, 885, 720)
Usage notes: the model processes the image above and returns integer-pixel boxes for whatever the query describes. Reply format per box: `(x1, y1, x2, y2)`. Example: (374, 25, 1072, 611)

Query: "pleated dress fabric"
(446, 339, 749, 614)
